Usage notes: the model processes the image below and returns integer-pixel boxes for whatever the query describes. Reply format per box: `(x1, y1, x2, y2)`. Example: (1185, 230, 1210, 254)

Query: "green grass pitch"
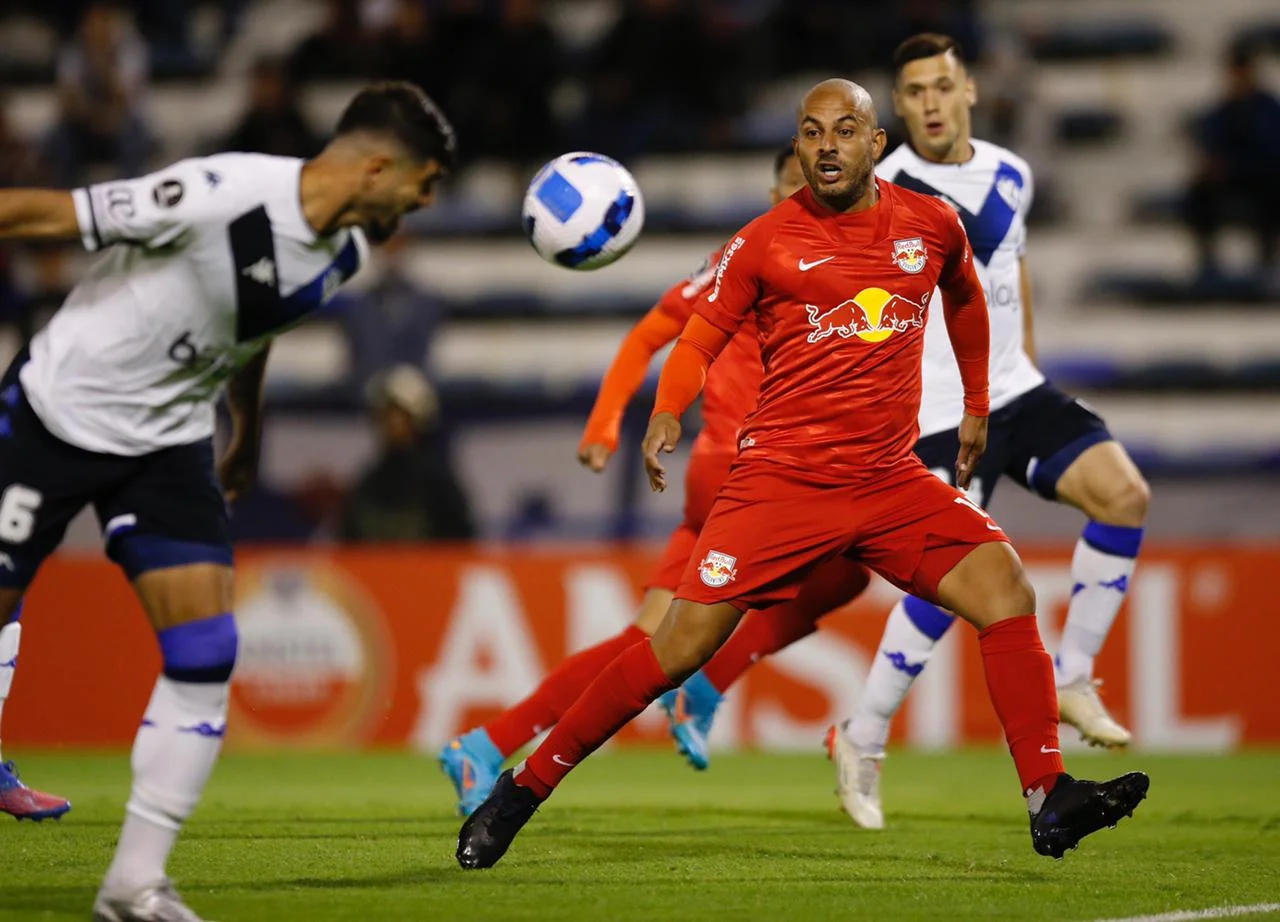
(2, 748, 1278, 921)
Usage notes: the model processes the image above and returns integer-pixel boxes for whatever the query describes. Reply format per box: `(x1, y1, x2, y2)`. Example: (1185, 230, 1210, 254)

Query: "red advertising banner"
(7, 544, 1274, 751)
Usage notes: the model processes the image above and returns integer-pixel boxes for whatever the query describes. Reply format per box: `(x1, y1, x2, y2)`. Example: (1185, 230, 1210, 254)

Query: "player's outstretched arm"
(0, 190, 81, 241)
(642, 314, 731, 492)
(219, 345, 272, 502)
(579, 297, 690, 472)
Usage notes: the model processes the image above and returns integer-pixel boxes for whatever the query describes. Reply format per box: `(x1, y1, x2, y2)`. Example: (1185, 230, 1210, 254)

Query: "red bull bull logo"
(804, 287, 928, 344)
(893, 236, 928, 274)
(698, 550, 738, 588)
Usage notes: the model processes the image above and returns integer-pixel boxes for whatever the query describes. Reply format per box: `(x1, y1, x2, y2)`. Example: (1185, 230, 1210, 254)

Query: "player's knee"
(1000, 567, 1037, 621)
(974, 550, 1037, 624)
(157, 612, 239, 684)
(655, 634, 717, 684)
(650, 604, 730, 683)
(1099, 474, 1150, 527)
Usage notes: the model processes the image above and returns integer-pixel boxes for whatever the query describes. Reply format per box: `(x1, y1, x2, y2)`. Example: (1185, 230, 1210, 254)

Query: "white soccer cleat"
(825, 722, 885, 830)
(93, 880, 210, 922)
(1058, 678, 1132, 748)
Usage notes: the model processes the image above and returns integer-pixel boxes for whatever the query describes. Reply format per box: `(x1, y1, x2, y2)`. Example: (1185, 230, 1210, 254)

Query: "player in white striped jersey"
(828, 33, 1152, 830)
(0, 82, 455, 920)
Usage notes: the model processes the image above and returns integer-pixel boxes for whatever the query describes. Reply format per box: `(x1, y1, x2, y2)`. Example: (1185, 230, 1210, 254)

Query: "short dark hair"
(335, 81, 458, 171)
(1227, 39, 1259, 70)
(892, 33, 965, 75)
(773, 146, 797, 177)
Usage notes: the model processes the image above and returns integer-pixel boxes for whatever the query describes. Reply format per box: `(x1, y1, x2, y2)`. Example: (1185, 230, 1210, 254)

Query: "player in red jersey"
(456, 80, 1148, 869)
(439, 149, 869, 816)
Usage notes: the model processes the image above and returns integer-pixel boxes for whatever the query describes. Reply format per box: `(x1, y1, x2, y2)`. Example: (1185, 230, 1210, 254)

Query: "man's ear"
(362, 153, 394, 189)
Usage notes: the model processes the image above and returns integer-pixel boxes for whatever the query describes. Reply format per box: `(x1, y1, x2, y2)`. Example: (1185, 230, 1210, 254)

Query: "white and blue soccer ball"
(521, 152, 645, 270)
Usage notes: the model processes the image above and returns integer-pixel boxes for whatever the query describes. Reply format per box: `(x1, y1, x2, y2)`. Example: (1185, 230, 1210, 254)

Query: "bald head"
(798, 79, 878, 130)
(793, 78, 886, 214)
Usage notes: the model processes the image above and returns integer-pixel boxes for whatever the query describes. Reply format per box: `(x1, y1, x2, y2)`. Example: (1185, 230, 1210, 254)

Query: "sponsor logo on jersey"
(321, 267, 344, 304)
(229, 563, 391, 746)
(805, 287, 929, 344)
(707, 236, 746, 303)
(242, 257, 277, 288)
(698, 550, 738, 588)
(152, 179, 185, 209)
(681, 249, 719, 299)
(892, 237, 928, 274)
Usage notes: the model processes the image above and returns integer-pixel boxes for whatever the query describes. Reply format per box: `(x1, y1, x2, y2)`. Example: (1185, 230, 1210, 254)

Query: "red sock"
(484, 625, 648, 757)
(516, 640, 674, 799)
(701, 557, 870, 693)
(978, 615, 1065, 795)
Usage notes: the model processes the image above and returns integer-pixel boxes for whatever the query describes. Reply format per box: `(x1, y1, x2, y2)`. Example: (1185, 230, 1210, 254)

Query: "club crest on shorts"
(698, 550, 738, 588)
(892, 237, 928, 274)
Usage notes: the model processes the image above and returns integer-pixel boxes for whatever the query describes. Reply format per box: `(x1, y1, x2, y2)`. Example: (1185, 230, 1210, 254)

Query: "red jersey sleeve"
(579, 292, 690, 451)
(579, 247, 723, 451)
(652, 315, 733, 420)
(937, 207, 991, 417)
(695, 231, 764, 334)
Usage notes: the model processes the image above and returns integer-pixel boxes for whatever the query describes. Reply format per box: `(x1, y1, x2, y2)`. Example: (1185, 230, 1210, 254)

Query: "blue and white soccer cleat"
(0, 760, 71, 821)
(438, 728, 504, 817)
(659, 670, 723, 771)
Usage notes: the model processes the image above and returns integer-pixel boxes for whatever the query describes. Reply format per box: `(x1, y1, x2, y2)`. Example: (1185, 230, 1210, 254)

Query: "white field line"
(1090, 904, 1280, 922)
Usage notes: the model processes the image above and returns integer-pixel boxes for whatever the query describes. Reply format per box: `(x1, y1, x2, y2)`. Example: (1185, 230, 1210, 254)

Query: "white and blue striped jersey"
(877, 139, 1044, 437)
(21, 153, 367, 455)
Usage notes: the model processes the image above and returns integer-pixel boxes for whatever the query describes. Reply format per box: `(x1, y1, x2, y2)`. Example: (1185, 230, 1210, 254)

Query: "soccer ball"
(521, 152, 645, 270)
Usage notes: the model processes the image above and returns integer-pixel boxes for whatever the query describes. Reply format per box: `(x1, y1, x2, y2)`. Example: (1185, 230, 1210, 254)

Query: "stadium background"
(2, 0, 1278, 752)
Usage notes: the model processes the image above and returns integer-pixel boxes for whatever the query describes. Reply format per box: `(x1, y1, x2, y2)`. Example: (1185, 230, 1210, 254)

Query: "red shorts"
(676, 457, 1010, 608)
(646, 447, 737, 591)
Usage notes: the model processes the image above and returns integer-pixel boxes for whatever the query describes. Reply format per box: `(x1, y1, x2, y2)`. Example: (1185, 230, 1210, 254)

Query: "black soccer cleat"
(1030, 771, 1150, 859)
(456, 768, 542, 869)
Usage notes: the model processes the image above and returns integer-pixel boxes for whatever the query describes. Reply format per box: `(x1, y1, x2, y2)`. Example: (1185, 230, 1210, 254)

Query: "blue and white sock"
(103, 614, 238, 895)
(848, 596, 955, 754)
(0, 602, 23, 763)
(1056, 522, 1143, 688)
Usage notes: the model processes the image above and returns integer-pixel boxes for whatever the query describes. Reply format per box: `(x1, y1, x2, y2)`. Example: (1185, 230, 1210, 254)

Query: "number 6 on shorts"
(0, 484, 43, 544)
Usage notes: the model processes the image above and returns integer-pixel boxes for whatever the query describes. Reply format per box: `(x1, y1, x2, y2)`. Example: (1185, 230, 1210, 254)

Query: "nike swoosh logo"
(551, 754, 576, 768)
(1040, 745, 1061, 754)
(798, 256, 835, 271)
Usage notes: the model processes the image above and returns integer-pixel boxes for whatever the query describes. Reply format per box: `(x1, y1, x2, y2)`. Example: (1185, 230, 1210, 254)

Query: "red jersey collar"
(796, 178, 895, 242)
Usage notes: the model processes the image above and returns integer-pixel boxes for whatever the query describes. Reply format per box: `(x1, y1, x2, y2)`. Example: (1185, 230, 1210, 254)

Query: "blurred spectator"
(474, 0, 563, 163)
(133, 0, 206, 78)
(375, 0, 450, 103)
(876, 0, 984, 70)
(338, 232, 446, 394)
(288, 0, 376, 82)
(44, 1, 152, 186)
(1185, 43, 1280, 279)
(577, 0, 740, 157)
(340, 365, 475, 542)
(0, 99, 47, 338)
(761, 1, 861, 78)
(217, 58, 323, 158)
(0, 98, 44, 189)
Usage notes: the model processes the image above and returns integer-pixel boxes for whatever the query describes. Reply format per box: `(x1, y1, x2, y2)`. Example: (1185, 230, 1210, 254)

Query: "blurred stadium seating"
(1, 0, 1277, 544)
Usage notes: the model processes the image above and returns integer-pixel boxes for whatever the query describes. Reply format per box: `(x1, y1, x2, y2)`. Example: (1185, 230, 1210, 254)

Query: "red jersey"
(693, 180, 988, 478)
(581, 246, 763, 456)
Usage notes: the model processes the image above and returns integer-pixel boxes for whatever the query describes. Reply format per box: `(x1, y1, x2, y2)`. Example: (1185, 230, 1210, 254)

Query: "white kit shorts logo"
(707, 236, 746, 303)
(698, 550, 738, 588)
